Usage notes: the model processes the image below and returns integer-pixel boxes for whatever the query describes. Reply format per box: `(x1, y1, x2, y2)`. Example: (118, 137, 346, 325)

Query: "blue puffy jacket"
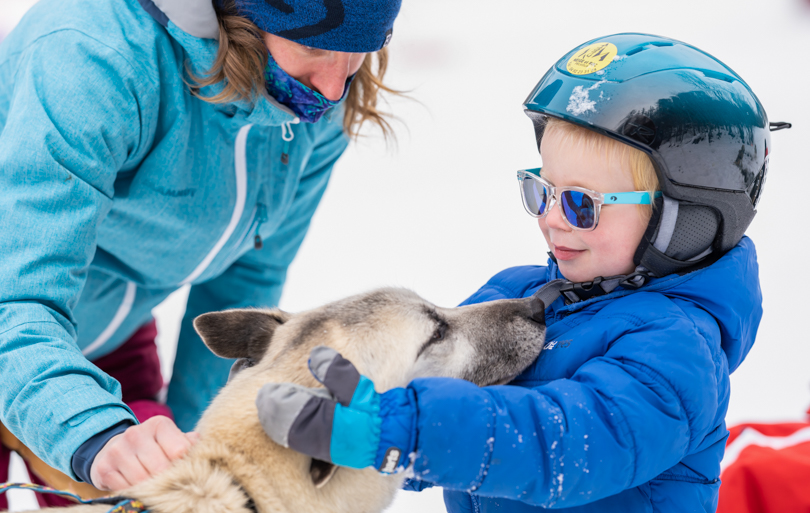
(406, 237, 762, 513)
(0, 0, 348, 477)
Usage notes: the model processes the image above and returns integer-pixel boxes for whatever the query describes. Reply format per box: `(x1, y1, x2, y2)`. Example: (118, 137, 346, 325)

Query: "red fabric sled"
(718, 408, 810, 513)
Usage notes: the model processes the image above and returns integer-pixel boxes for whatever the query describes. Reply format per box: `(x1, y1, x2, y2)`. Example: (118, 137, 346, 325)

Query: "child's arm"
(408, 299, 722, 508)
(255, 294, 721, 508)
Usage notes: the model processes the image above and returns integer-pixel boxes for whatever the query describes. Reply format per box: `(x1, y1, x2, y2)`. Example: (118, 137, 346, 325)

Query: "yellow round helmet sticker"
(566, 43, 618, 75)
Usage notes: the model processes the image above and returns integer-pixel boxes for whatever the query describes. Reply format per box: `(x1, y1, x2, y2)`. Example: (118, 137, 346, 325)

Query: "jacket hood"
(662, 236, 762, 373)
(551, 236, 762, 373)
(140, 0, 219, 40)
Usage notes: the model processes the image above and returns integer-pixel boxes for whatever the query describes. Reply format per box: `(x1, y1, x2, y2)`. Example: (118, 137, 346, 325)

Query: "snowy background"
(2, 0, 810, 511)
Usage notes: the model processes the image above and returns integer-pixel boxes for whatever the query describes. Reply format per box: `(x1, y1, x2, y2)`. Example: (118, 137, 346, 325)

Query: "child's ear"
(194, 308, 291, 361)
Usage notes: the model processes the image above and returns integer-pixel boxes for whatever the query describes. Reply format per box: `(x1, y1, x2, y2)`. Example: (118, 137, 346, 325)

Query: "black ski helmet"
(524, 33, 782, 280)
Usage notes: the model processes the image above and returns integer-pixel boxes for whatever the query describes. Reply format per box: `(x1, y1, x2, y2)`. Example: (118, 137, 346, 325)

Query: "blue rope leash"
(0, 482, 148, 512)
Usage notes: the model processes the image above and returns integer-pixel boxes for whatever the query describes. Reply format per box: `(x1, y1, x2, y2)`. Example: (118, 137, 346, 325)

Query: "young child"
(257, 33, 785, 512)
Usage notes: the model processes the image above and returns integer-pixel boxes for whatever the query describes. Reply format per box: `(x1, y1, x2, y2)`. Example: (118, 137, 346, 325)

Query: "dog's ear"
(194, 308, 291, 361)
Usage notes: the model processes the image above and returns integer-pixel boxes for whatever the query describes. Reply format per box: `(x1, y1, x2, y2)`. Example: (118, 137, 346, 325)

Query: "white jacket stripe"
(181, 124, 252, 286)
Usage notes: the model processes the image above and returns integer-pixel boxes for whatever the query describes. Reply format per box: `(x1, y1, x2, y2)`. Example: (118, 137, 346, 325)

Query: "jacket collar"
(545, 236, 762, 373)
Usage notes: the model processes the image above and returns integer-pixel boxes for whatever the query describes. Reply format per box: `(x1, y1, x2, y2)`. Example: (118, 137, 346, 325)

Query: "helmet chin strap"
(544, 250, 652, 305)
(546, 195, 717, 305)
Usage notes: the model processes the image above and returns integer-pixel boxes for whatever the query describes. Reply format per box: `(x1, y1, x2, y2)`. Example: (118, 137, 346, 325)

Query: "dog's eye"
(430, 323, 446, 343)
(417, 321, 448, 359)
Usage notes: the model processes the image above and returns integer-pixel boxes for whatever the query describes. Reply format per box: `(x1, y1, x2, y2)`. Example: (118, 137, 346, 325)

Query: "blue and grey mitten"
(256, 346, 417, 473)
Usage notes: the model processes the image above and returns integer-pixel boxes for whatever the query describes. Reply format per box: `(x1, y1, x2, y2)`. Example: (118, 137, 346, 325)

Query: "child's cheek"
(538, 218, 552, 247)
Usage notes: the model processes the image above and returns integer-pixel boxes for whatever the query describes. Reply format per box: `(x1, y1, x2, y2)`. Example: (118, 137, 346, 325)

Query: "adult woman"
(0, 0, 402, 506)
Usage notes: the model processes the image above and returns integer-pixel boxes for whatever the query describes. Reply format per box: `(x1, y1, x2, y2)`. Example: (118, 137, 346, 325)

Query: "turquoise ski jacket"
(406, 237, 762, 512)
(0, 0, 348, 478)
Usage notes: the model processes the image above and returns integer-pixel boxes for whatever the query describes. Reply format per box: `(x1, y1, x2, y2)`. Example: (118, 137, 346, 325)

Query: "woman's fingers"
(153, 415, 195, 461)
(90, 416, 198, 491)
(89, 437, 133, 490)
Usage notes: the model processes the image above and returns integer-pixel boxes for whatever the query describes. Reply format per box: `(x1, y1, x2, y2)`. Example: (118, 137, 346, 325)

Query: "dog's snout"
(529, 295, 546, 325)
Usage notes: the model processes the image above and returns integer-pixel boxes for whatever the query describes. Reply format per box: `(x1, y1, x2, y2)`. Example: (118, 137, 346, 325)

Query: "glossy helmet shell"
(524, 33, 770, 277)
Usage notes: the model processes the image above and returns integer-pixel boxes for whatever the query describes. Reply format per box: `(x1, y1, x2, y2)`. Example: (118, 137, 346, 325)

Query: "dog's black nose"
(529, 295, 546, 325)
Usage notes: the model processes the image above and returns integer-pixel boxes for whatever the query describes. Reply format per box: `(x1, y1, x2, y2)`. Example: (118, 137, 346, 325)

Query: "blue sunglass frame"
(517, 168, 661, 231)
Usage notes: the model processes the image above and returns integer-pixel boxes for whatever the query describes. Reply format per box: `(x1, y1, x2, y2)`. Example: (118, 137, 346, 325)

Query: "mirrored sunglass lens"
(521, 178, 548, 216)
(560, 190, 595, 229)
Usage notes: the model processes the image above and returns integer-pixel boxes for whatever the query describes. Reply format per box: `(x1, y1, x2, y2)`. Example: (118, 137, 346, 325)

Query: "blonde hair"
(188, 0, 400, 140)
(542, 117, 659, 213)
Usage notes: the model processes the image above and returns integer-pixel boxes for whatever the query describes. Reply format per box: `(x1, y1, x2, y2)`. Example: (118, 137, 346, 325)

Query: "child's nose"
(544, 201, 572, 231)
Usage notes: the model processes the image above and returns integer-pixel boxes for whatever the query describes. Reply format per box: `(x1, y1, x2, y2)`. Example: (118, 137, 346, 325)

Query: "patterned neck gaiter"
(263, 53, 354, 124)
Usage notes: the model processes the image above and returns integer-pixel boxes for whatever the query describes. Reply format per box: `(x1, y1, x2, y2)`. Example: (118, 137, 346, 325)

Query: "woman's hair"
(542, 117, 659, 212)
(189, 0, 400, 139)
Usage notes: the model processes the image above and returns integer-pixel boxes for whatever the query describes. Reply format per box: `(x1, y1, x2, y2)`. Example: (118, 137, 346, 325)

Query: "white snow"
(566, 80, 606, 116)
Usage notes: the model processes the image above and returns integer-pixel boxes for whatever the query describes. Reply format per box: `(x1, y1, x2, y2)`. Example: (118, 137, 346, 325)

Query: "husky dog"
(35, 288, 546, 513)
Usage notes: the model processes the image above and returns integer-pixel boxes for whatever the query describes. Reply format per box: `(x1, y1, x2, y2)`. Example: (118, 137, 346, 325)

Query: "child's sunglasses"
(517, 168, 661, 232)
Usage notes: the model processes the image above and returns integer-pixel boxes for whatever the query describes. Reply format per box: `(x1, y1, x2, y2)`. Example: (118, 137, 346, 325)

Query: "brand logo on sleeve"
(379, 447, 401, 473)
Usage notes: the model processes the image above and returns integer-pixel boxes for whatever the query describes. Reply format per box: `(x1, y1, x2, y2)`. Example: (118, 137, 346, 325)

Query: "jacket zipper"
(253, 203, 268, 249)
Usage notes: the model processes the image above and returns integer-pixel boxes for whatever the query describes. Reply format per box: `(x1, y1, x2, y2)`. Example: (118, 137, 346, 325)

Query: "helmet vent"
(625, 46, 646, 57)
(625, 41, 674, 57)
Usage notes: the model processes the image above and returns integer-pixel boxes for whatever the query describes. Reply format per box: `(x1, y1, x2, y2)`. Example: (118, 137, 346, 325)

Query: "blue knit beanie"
(230, 0, 402, 53)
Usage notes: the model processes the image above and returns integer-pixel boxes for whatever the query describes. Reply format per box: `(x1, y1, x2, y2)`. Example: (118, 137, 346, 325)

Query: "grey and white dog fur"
(34, 287, 546, 513)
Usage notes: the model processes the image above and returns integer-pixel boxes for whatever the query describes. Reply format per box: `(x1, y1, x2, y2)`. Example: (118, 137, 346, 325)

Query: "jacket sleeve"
(407, 300, 721, 508)
(0, 30, 153, 476)
(166, 120, 348, 431)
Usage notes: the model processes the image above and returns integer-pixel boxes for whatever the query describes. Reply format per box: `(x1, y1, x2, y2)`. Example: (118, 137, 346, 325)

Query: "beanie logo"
(268, 0, 346, 41)
(382, 29, 393, 48)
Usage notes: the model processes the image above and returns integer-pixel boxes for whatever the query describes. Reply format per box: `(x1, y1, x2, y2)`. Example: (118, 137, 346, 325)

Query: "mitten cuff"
(375, 387, 417, 473)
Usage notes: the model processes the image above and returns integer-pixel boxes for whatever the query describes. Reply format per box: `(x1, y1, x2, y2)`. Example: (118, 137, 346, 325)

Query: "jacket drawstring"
(280, 118, 299, 165)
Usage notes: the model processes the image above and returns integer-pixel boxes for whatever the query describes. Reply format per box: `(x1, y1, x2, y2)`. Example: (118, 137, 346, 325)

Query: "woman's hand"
(89, 416, 200, 491)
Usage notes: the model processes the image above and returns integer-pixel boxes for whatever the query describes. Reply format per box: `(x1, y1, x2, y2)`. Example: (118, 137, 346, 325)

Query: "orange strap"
(0, 421, 107, 500)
